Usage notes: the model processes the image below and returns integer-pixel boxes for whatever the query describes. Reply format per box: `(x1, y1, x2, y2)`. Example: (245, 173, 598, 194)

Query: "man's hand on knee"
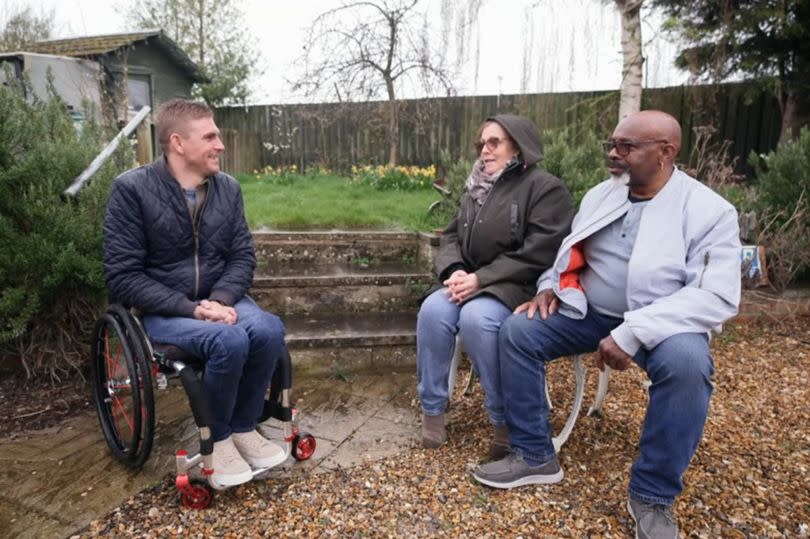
(195, 300, 238, 324)
(595, 335, 632, 371)
(514, 289, 558, 320)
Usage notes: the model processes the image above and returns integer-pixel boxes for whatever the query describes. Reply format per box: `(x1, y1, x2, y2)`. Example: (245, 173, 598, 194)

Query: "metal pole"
(62, 106, 151, 199)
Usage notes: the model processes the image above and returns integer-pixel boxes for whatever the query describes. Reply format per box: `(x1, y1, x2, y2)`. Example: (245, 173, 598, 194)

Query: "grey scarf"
(465, 159, 505, 205)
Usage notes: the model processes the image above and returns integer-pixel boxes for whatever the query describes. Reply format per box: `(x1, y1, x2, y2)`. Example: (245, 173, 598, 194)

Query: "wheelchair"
(89, 304, 316, 509)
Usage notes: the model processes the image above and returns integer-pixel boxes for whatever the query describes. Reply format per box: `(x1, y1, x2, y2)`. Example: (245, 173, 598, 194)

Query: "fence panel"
(215, 83, 782, 177)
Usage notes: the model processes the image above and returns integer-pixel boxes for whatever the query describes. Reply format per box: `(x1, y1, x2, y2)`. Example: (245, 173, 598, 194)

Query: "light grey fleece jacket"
(537, 167, 742, 356)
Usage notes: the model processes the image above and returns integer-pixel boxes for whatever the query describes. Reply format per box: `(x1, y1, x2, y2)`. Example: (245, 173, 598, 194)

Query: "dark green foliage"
(425, 152, 473, 229)
(542, 128, 606, 207)
(749, 126, 810, 225)
(0, 76, 126, 377)
(651, 0, 810, 142)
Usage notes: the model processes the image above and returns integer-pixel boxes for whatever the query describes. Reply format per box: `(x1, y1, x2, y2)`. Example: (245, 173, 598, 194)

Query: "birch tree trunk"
(616, 0, 644, 121)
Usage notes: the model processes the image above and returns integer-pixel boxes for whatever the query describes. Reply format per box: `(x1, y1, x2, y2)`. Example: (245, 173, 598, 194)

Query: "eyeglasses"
(602, 139, 669, 157)
(475, 136, 511, 154)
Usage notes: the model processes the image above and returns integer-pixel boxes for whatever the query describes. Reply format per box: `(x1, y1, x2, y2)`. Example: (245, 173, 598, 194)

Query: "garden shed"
(0, 52, 103, 122)
(27, 30, 208, 160)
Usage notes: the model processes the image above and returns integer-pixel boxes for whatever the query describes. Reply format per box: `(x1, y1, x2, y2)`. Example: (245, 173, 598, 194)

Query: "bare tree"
(615, 0, 644, 121)
(293, 0, 454, 165)
(0, 6, 53, 53)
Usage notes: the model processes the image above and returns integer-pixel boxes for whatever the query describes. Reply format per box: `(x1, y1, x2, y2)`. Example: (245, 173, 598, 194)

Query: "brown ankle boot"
(489, 423, 509, 460)
(421, 413, 446, 449)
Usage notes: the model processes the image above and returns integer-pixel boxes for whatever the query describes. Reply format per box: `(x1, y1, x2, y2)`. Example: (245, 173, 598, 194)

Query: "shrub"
(541, 128, 606, 207)
(747, 127, 810, 289)
(749, 126, 810, 228)
(424, 152, 473, 229)
(0, 76, 128, 379)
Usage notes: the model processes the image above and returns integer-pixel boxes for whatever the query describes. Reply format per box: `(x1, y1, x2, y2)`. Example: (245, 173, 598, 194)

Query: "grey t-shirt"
(580, 196, 650, 318)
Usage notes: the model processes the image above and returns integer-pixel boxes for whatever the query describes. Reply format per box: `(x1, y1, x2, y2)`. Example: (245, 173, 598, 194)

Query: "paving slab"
(0, 368, 421, 539)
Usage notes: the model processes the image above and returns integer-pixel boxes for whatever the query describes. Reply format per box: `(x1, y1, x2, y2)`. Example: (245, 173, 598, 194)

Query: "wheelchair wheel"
(292, 432, 316, 461)
(91, 308, 155, 468)
(109, 305, 155, 468)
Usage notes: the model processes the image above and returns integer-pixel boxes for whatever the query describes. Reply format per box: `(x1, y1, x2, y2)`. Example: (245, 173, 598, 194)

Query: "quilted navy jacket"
(103, 156, 255, 318)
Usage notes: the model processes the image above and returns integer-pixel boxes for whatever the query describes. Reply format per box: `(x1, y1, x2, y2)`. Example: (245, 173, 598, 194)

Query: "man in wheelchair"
(103, 98, 286, 488)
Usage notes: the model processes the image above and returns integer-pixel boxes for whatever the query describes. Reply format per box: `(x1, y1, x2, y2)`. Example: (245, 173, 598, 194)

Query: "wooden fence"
(214, 82, 782, 177)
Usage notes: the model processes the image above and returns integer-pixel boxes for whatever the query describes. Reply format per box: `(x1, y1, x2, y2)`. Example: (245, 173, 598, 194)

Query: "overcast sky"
(4, 0, 688, 105)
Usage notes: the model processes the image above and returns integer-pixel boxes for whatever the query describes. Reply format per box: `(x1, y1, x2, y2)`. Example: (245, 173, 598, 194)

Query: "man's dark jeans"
(499, 307, 714, 505)
(144, 297, 286, 442)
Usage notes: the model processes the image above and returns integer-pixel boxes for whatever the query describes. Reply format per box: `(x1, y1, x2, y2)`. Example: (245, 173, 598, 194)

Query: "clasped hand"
(193, 299, 237, 324)
(443, 270, 480, 303)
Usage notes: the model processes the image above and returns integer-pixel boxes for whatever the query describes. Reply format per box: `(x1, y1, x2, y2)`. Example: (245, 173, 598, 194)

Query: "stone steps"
(250, 231, 438, 374)
(253, 230, 432, 267)
(283, 311, 417, 376)
(251, 262, 432, 315)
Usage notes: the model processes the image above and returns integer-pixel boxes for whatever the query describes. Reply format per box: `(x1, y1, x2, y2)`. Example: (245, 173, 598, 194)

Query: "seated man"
(472, 110, 741, 538)
(103, 98, 287, 487)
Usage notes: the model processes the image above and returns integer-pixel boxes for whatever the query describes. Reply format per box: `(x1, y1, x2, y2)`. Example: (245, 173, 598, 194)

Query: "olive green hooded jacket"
(432, 114, 574, 310)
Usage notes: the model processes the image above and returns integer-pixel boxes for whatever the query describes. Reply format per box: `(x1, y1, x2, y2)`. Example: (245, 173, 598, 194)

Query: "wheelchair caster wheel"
(292, 432, 316, 461)
(177, 478, 213, 509)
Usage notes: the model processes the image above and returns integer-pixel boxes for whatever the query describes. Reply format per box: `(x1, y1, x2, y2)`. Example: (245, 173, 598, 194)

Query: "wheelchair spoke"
(111, 394, 135, 436)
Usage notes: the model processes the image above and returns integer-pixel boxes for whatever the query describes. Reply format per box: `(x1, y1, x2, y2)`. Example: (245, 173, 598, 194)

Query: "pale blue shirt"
(580, 197, 650, 318)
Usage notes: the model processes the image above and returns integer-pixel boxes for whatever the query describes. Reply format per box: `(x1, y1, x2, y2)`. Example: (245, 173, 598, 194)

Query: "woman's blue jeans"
(417, 289, 512, 425)
(143, 297, 286, 442)
(499, 307, 714, 506)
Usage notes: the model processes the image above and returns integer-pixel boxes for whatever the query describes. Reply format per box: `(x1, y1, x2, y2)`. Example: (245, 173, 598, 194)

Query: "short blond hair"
(155, 98, 213, 153)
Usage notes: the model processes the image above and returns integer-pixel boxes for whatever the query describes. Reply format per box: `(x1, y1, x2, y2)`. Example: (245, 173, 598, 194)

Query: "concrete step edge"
(253, 273, 433, 288)
(253, 230, 422, 242)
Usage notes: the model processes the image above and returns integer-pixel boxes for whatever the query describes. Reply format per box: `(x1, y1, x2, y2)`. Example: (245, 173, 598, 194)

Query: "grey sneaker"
(627, 498, 678, 539)
(472, 452, 563, 489)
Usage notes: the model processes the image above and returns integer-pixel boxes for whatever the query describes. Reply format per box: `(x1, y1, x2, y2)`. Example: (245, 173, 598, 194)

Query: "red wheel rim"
(181, 486, 212, 509)
(104, 328, 136, 444)
(295, 435, 316, 460)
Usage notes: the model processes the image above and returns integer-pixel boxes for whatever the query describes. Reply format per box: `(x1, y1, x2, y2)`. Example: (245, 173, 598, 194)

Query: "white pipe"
(63, 106, 151, 199)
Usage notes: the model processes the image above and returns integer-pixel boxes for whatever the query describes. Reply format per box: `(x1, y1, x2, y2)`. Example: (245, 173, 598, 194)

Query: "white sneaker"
(256, 417, 279, 439)
(232, 430, 287, 469)
(210, 436, 252, 487)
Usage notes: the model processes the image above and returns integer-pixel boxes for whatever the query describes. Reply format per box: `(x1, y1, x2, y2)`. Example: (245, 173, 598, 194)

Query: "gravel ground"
(79, 318, 809, 538)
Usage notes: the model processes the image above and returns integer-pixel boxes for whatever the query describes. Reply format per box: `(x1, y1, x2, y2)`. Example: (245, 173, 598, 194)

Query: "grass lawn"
(238, 174, 451, 231)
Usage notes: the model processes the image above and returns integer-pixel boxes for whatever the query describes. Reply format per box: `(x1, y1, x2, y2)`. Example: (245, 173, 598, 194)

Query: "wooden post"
(136, 116, 153, 165)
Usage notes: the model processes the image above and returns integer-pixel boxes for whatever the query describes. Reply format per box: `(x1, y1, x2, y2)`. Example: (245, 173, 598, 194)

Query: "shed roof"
(29, 30, 209, 83)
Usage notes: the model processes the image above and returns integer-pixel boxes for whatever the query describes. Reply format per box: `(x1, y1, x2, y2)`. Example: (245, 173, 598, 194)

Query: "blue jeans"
(144, 297, 286, 442)
(499, 307, 714, 505)
(417, 289, 512, 424)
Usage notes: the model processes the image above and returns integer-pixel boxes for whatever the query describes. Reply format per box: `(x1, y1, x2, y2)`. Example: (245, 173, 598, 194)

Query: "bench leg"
(447, 335, 462, 399)
(552, 354, 587, 452)
(587, 366, 611, 416)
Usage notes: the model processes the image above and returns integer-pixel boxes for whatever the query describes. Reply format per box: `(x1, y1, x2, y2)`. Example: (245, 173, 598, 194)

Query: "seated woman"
(417, 114, 573, 458)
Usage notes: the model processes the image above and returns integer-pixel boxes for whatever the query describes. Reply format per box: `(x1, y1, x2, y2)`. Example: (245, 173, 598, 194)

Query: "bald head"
(617, 110, 682, 153)
(607, 110, 683, 196)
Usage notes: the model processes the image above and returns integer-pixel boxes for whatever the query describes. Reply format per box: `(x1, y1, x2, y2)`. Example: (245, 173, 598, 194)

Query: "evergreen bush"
(541, 128, 606, 207)
(0, 75, 127, 378)
(750, 126, 810, 227)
